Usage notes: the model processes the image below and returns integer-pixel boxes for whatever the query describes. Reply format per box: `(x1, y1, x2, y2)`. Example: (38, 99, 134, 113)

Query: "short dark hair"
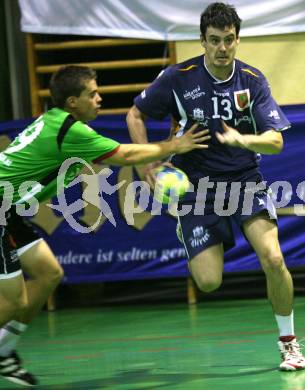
(49, 65, 97, 108)
(200, 2, 242, 40)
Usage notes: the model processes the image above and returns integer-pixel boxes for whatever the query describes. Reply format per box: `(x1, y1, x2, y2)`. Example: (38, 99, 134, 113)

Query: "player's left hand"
(216, 121, 246, 148)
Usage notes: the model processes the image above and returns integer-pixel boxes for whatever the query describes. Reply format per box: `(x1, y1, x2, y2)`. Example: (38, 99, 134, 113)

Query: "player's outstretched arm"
(104, 123, 210, 166)
(216, 120, 283, 154)
(126, 105, 149, 144)
(126, 105, 210, 185)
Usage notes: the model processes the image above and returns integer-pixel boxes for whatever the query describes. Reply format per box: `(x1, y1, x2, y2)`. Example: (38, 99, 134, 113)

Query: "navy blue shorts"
(177, 169, 277, 260)
(0, 208, 40, 278)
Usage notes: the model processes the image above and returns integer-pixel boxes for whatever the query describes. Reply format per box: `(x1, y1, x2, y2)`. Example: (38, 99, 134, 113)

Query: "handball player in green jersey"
(0, 65, 209, 386)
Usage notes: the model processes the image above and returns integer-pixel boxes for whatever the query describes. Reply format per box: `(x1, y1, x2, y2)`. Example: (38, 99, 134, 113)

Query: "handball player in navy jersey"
(127, 2, 305, 371)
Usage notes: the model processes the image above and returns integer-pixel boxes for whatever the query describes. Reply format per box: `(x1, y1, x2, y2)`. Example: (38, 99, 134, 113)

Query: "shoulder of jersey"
(70, 120, 95, 134)
(84, 124, 94, 132)
(237, 59, 265, 84)
(172, 56, 201, 74)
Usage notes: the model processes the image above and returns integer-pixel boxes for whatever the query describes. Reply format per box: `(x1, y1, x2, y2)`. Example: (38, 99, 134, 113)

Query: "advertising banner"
(0, 106, 304, 283)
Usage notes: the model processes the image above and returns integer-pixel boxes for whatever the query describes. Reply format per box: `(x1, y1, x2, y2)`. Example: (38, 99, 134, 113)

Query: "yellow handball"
(154, 166, 190, 204)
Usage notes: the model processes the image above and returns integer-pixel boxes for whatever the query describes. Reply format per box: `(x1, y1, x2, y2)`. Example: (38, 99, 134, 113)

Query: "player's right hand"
(136, 161, 173, 189)
(174, 123, 211, 154)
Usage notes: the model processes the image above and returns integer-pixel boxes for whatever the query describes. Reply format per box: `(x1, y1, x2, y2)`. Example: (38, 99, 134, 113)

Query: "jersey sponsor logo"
(183, 85, 205, 100)
(141, 90, 146, 99)
(193, 108, 205, 121)
(268, 110, 280, 120)
(234, 115, 252, 126)
(213, 90, 229, 97)
(192, 108, 209, 126)
(241, 68, 259, 78)
(234, 89, 250, 111)
(178, 65, 198, 72)
(189, 226, 210, 248)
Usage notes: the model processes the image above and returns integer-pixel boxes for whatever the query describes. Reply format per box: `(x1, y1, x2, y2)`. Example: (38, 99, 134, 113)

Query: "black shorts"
(0, 208, 41, 279)
(178, 170, 277, 260)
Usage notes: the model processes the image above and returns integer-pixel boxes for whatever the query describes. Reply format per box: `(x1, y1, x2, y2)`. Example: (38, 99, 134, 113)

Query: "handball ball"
(154, 166, 190, 204)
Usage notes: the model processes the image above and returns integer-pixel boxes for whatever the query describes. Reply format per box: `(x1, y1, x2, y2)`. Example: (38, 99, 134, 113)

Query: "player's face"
(202, 25, 239, 79)
(73, 79, 102, 122)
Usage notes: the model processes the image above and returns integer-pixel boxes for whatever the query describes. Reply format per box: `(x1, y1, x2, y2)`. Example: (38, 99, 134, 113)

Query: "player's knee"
(17, 297, 28, 313)
(38, 261, 64, 287)
(261, 250, 285, 274)
(48, 263, 64, 286)
(195, 276, 222, 293)
(13, 294, 28, 316)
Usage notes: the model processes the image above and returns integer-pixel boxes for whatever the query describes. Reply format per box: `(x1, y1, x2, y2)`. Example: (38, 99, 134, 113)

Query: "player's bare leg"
(0, 275, 28, 328)
(0, 240, 63, 386)
(0, 241, 63, 352)
(188, 244, 224, 292)
(243, 214, 292, 315)
(17, 240, 63, 323)
(243, 213, 305, 371)
(0, 275, 36, 386)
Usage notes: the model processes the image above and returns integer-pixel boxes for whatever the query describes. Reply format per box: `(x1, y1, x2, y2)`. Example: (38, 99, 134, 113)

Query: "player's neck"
(63, 107, 84, 122)
(203, 56, 235, 82)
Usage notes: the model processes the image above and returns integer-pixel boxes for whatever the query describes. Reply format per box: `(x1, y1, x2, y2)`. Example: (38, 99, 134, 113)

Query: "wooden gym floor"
(1, 297, 305, 389)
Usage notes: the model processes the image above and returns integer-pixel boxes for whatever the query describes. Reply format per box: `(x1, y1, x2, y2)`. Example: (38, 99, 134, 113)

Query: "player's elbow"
(111, 145, 145, 166)
(265, 131, 283, 154)
(126, 105, 143, 126)
(272, 138, 284, 154)
(126, 107, 134, 127)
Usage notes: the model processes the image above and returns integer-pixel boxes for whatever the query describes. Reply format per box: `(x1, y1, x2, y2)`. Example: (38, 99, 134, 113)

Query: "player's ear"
(200, 34, 207, 50)
(66, 96, 77, 108)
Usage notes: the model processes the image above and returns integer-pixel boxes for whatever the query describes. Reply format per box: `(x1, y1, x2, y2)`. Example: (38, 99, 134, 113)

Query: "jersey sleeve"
(61, 122, 120, 163)
(251, 76, 290, 133)
(134, 67, 173, 119)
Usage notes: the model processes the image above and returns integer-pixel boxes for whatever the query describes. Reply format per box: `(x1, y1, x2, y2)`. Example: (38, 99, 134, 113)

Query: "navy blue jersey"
(134, 55, 290, 179)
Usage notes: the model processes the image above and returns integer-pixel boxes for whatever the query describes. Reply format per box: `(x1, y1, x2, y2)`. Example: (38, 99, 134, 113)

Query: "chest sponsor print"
(183, 85, 206, 100)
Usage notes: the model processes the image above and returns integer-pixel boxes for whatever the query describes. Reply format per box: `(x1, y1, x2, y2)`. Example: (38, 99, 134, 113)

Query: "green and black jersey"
(0, 108, 120, 204)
